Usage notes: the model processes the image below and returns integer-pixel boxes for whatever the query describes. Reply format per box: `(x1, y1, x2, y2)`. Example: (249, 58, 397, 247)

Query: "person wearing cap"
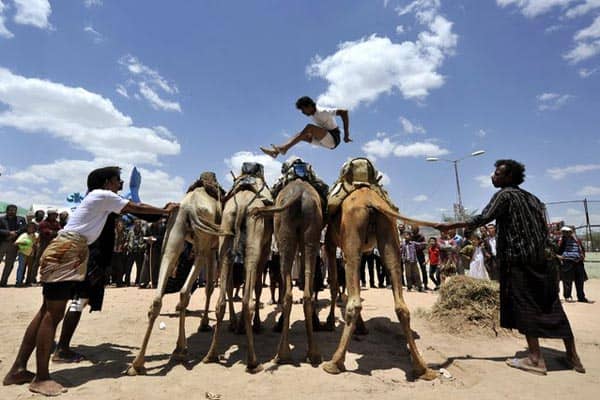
(3, 166, 177, 397)
(558, 226, 591, 303)
(435, 159, 585, 376)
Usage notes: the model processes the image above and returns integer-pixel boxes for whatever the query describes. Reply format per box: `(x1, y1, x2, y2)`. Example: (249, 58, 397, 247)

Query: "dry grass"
(423, 275, 507, 336)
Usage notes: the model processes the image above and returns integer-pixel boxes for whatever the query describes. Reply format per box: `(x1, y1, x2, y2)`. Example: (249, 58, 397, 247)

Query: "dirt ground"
(0, 278, 598, 400)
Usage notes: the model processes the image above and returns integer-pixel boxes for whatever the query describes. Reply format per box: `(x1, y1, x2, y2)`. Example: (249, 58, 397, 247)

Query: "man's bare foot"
(3, 369, 35, 385)
(29, 379, 67, 396)
(260, 146, 279, 158)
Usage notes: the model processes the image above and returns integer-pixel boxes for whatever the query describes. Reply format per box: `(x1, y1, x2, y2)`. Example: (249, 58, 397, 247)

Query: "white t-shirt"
(61, 189, 129, 244)
(311, 107, 338, 130)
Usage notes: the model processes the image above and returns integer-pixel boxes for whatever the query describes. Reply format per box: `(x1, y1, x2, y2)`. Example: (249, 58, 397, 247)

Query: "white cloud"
(84, 25, 103, 43)
(413, 194, 428, 202)
(307, 0, 457, 109)
(362, 135, 448, 159)
(378, 171, 391, 186)
(496, 0, 577, 18)
(536, 92, 574, 110)
(577, 186, 600, 196)
(393, 141, 448, 157)
(399, 115, 426, 134)
(84, 0, 103, 7)
(223, 151, 283, 187)
(475, 175, 493, 188)
(578, 66, 599, 77)
(0, 67, 184, 206)
(544, 24, 563, 34)
(0, 0, 13, 38)
(395, 25, 405, 34)
(546, 163, 600, 179)
(476, 128, 487, 137)
(564, 15, 600, 63)
(362, 137, 396, 159)
(118, 54, 181, 112)
(565, 0, 600, 18)
(13, 0, 51, 29)
(566, 208, 582, 216)
(139, 82, 182, 112)
(116, 84, 129, 98)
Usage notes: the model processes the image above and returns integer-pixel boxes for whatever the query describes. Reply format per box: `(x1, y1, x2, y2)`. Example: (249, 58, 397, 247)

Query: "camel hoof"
(273, 354, 293, 365)
(306, 352, 322, 366)
(322, 361, 345, 375)
(246, 363, 264, 374)
(202, 354, 219, 364)
(125, 365, 146, 376)
(416, 368, 438, 381)
(198, 323, 212, 332)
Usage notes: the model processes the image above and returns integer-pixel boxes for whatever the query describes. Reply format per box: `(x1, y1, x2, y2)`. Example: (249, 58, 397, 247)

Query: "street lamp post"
(426, 150, 485, 221)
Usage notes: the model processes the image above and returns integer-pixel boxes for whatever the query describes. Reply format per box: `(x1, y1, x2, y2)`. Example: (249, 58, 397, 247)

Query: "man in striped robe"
(436, 159, 585, 376)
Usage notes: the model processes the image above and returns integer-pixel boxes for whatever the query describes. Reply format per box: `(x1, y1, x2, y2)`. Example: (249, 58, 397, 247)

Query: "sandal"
(505, 357, 547, 376)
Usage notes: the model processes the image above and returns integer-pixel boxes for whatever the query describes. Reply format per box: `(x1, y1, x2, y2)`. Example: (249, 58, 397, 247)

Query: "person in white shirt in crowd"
(3, 166, 177, 397)
(260, 96, 351, 158)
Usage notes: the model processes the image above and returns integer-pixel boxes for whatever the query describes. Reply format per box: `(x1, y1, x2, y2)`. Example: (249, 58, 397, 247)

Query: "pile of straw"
(427, 275, 502, 336)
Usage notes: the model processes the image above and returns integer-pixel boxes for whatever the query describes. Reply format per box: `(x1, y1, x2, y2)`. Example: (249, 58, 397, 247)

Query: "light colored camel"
(253, 179, 324, 365)
(322, 187, 438, 380)
(127, 186, 224, 376)
(202, 189, 273, 373)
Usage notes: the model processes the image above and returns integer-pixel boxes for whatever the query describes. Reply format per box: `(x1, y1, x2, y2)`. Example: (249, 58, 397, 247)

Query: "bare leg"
(53, 298, 89, 362)
(3, 304, 46, 386)
(260, 124, 329, 158)
(563, 337, 585, 372)
(29, 299, 69, 396)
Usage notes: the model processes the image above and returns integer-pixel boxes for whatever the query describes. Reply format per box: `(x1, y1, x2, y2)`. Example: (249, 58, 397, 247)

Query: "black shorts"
(42, 281, 79, 301)
(328, 127, 341, 148)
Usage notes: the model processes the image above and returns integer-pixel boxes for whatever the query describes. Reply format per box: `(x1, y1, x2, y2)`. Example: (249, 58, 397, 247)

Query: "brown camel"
(202, 189, 273, 373)
(127, 185, 224, 376)
(253, 179, 324, 365)
(322, 187, 438, 380)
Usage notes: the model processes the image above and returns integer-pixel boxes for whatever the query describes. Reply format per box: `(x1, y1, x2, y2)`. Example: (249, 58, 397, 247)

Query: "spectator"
(483, 223, 499, 281)
(26, 210, 47, 285)
(15, 222, 39, 287)
(402, 231, 422, 291)
(427, 237, 441, 290)
(438, 230, 458, 283)
(467, 233, 489, 280)
(360, 250, 376, 289)
(558, 227, 591, 303)
(267, 239, 281, 305)
(336, 247, 346, 296)
(373, 248, 389, 288)
(0, 204, 27, 286)
(126, 219, 146, 286)
(38, 210, 61, 261)
(110, 219, 128, 287)
(59, 211, 69, 229)
(139, 219, 167, 288)
(411, 226, 429, 290)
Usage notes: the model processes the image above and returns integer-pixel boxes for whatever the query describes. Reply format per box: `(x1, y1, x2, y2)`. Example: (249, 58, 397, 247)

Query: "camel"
(253, 179, 324, 365)
(127, 181, 224, 376)
(201, 181, 273, 373)
(322, 186, 438, 380)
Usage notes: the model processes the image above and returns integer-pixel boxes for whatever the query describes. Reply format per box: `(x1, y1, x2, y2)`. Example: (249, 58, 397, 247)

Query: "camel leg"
(376, 215, 436, 381)
(199, 251, 216, 332)
(303, 240, 321, 365)
(252, 248, 269, 333)
(173, 257, 204, 361)
(242, 242, 263, 373)
(323, 209, 367, 374)
(127, 221, 185, 376)
(203, 238, 232, 363)
(273, 238, 295, 364)
(324, 231, 338, 331)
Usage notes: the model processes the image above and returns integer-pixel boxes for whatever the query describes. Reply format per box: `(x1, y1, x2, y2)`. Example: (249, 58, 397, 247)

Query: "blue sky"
(0, 0, 599, 226)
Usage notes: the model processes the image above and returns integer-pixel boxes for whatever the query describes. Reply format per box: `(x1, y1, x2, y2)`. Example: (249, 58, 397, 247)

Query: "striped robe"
(467, 186, 573, 338)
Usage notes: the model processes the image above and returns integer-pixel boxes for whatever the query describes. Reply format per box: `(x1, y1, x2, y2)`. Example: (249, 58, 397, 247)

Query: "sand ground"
(0, 277, 598, 400)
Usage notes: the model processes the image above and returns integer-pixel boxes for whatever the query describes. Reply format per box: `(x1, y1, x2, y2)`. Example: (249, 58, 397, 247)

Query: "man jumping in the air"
(260, 96, 351, 158)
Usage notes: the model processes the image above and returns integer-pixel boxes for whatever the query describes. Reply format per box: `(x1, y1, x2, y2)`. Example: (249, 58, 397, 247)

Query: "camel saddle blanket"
(327, 157, 398, 217)
(39, 231, 90, 283)
(226, 162, 273, 205)
(271, 158, 329, 206)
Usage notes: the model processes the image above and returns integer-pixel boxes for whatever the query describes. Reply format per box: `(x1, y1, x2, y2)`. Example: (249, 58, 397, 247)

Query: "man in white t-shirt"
(260, 96, 351, 158)
(3, 166, 177, 397)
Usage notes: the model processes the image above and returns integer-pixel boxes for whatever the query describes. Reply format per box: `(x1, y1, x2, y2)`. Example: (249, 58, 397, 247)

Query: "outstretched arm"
(336, 109, 351, 142)
(122, 202, 178, 216)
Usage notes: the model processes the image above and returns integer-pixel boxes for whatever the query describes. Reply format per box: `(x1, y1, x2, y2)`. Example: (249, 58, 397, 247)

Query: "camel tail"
(252, 190, 303, 218)
(369, 202, 438, 229)
(186, 204, 231, 236)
